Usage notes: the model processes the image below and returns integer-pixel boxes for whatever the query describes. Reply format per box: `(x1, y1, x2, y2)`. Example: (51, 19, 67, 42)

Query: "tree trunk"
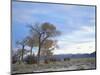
(37, 45, 41, 64)
(37, 35, 41, 65)
(30, 46, 33, 56)
(21, 45, 24, 62)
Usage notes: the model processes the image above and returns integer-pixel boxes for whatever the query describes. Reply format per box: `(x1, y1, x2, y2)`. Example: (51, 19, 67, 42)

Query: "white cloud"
(54, 25, 95, 54)
(80, 25, 95, 33)
(53, 41, 95, 54)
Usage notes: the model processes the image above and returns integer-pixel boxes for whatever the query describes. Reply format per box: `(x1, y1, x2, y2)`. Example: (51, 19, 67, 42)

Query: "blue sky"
(12, 1, 95, 54)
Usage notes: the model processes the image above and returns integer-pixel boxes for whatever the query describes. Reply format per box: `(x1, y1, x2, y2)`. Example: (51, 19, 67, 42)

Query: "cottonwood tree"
(40, 40, 57, 63)
(28, 22, 60, 64)
(15, 48, 29, 64)
(41, 40, 57, 56)
(16, 38, 27, 63)
(26, 35, 35, 56)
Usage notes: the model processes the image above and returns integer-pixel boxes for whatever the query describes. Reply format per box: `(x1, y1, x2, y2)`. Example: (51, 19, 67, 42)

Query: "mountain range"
(51, 51, 96, 60)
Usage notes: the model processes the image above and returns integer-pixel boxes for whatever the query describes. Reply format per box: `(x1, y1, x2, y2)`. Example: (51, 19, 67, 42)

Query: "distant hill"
(48, 51, 96, 61)
(90, 51, 96, 57)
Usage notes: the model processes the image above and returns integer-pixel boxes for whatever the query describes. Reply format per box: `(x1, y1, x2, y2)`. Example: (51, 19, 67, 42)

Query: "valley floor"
(12, 57, 96, 74)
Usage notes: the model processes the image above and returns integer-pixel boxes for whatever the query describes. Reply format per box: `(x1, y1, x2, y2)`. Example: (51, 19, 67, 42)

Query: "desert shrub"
(44, 59, 49, 64)
(44, 58, 61, 63)
(49, 58, 58, 62)
(12, 55, 18, 64)
(64, 58, 70, 61)
(24, 55, 37, 64)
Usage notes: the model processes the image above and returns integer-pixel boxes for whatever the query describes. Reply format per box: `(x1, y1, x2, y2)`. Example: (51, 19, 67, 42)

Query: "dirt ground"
(12, 57, 96, 74)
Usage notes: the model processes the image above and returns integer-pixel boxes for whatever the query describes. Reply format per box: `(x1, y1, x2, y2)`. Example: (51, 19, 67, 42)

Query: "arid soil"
(12, 58, 96, 74)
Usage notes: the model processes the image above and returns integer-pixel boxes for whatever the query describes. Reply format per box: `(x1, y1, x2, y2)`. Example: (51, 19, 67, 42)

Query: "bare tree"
(26, 35, 35, 56)
(16, 38, 27, 63)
